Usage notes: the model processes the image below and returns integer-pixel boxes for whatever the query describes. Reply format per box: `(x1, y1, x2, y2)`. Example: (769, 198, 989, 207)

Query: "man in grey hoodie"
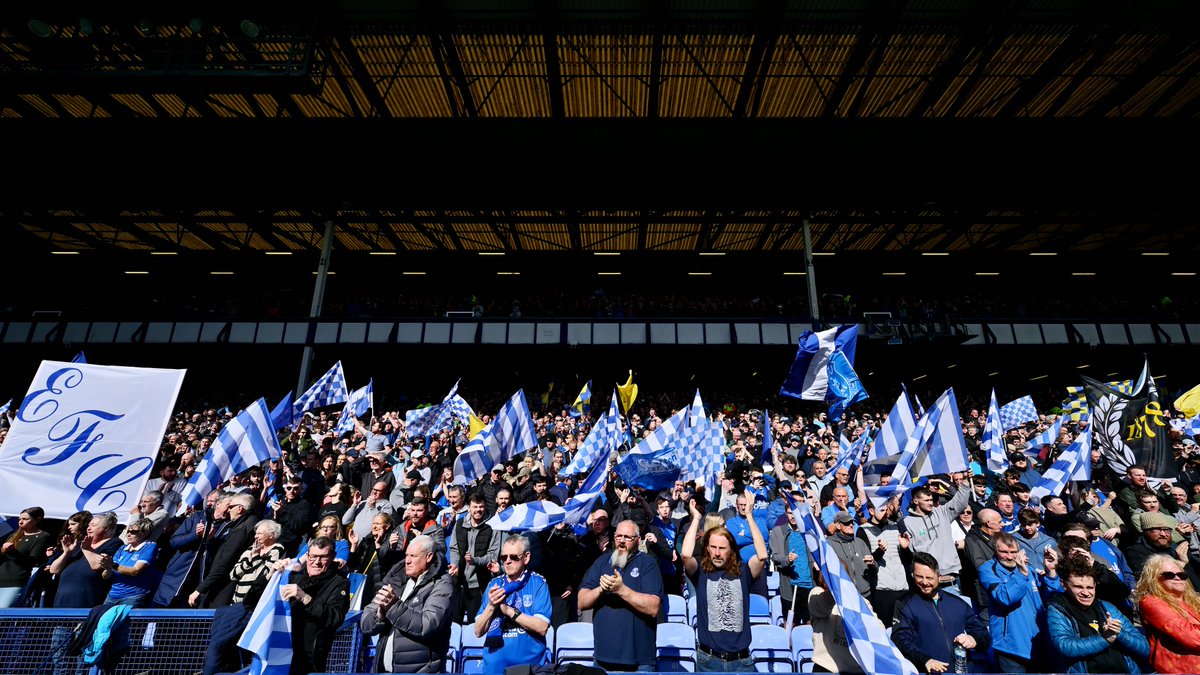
(902, 477, 971, 596)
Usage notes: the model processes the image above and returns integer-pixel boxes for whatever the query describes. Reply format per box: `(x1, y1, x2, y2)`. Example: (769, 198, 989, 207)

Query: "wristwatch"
(510, 606, 522, 620)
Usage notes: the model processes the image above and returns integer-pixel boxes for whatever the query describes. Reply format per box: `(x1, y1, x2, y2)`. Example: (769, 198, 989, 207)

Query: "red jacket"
(1140, 595, 1200, 673)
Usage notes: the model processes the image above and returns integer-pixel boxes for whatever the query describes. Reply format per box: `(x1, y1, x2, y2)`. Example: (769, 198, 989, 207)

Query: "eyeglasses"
(308, 554, 332, 562)
(614, 534, 638, 541)
(126, 529, 144, 535)
(500, 554, 524, 562)
(284, 485, 300, 491)
(1160, 571, 1189, 581)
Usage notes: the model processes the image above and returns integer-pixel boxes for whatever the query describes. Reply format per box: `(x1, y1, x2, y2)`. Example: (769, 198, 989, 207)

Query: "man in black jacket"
(274, 475, 318, 556)
(893, 552, 990, 673)
(189, 493, 259, 607)
(281, 537, 351, 675)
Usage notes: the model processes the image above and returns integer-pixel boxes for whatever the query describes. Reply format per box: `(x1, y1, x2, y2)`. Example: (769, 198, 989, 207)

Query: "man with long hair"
(680, 491, 767, 672)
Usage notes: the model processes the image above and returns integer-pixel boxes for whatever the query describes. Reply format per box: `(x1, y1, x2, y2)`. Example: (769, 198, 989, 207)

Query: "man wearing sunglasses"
(473, 534, 552, 674)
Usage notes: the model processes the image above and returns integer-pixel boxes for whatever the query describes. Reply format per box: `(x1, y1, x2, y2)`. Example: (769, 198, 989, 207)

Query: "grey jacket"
(901, 483, 970, 575)
(828, 530, 875, 596)
(360, 554, 459, 673)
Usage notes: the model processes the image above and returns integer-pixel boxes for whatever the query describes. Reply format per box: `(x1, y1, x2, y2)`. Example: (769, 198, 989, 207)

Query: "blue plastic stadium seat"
(554, 621, 594, 666)
(749, 593, 773, 626)
(791, 624, 814, 673)
(750, 624, 794, 672)
(666, 594, 688, 624)
(446, 622, 462, 672)
(460, 622, 486, 673)
(656, 622, 697, 672)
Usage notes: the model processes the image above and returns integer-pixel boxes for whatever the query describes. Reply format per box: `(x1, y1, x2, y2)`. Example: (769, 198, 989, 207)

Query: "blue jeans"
(995, 651, 1030, 673)
(697, 650, 755, 672)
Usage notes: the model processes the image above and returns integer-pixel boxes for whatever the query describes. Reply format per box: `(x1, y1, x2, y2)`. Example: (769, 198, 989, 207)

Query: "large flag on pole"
(689, 389, 707, 425)
(983, 389, 1007, 474)
(268, 392, 295, 431)
(796, 502, 919, 675)
(1084, 359, 1176, 481)
(238, 570, 293, 675)
(1029, 425, 1092, 502)
(452, 390, 538, 485)
(617, 370, 638, 414)
(780, 324, 860, 402)
(863, 389, 917, 486)
(1025, 415, 1065, 453)
(292, 361, 348, 419)
(0, 361, 185, 519)
(335, 379, 375, 435)
(826, 350, 869, 422)
(178, 398, 284, 514)
(628, 405, 689, 456)
(486, 499, 566, 533)
(889, 389, 969, 484)
(406, 380, 474, 439)
(560, 392, 623, 484)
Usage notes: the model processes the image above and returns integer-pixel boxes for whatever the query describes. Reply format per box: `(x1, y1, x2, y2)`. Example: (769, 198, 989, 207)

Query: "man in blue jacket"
(977, 531, 1063, 673)
(893, 552, 991, 673)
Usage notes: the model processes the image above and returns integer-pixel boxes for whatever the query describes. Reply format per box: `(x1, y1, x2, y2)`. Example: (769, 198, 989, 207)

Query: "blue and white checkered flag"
(983, 389, 1008, 474)
(178, 398, 283, 514)
(406, 380, 474, 438)
(690, 389, 707, 425)
(1029, 425, 1092, 502)
(999, 395, 1038, 431)
(1026, 415, 1064, 451)
(1185, 415, 1200, 439)
(292, 361, 349, 419)
(335, 379, 375, 436)
(795, 502, 918, 675)
(238, 569, 292, 675)
(630, 405, 689, 456)
(561, 392, 623, 482)
(453, 390, 538, 485)
(486, 499, 567, 533)
(675, 415, 727, 493)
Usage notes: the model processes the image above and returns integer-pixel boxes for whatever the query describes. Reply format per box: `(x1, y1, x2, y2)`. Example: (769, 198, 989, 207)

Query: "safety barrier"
(0, 608, 362, 675)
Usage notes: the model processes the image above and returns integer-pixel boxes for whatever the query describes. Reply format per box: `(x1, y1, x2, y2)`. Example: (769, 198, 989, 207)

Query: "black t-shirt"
(54, 538, 122, 608)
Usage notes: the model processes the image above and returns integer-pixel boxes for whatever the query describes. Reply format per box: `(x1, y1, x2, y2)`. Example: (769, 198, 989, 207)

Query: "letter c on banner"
(73, 454, 155, 513)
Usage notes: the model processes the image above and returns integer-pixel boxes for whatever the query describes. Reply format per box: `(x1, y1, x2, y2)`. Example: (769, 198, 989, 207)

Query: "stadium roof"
(2, 0, 1198, 255)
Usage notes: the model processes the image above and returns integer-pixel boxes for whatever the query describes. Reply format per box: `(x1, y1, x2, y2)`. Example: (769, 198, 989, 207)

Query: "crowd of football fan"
(3, 396, 1200, 674)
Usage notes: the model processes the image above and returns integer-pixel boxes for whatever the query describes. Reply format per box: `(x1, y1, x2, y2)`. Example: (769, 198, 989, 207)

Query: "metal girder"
(646, 0, 666, 118)
(1030, 7, 1136, 118)
(566, 210, 582, 250)
(421, 0, 478, 118)
(694, 211, 718, 251)
(821, 0, 908, 119)
(179, 212, 238, 252)
(942, 0, 1031, 118)
(637, 211, 650, 250)
(732, 0, 785, 118)
(1086, 30, 1200, 118)
(332, 29, 392, 118)
(910, 0, 1007, 118)
(994, 5, 1121, 117)
(29, 209, 164, 251)
(538, 3, 565, 118)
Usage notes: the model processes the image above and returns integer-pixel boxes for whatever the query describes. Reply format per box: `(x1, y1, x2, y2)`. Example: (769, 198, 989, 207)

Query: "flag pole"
(297, 218, 335, 395)
(785, 583, 799, 633)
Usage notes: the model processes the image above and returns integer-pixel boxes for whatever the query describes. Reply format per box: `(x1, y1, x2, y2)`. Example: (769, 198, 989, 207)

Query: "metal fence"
(0, 608, 363, 675)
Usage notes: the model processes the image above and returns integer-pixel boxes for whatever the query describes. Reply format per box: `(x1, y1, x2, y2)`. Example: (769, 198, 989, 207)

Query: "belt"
(699, 644, 751, 661)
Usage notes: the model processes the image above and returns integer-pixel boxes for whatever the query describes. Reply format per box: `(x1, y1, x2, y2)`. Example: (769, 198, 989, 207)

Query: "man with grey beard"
(578, 519, 664, 671)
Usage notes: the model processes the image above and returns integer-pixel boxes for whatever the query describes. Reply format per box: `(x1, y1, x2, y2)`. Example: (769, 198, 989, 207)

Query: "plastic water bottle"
(953, 644, 967, 673)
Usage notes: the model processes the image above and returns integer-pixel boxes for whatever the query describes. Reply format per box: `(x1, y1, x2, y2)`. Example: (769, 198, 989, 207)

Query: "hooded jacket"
(977, 558, 1062, 659)
(903, 484, 971, 576)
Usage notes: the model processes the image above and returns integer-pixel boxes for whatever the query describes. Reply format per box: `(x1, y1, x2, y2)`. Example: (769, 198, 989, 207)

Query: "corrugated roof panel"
(110, 94, 158, 117)
(713, 223, 765, 250)
(458, 34, 552, 117)
(135, 221, 216, 251)
(52, 94, 107, 118)
(209, 94, 258, 118)
(73, 222, 153, 250)
(758, 33, 857, 117)
(956, 31, 1070, 117)
(861, 34, 957, 117)
(645, 222, 699, 250)
(275, 222, 324, 249)
(659, 34, 750, 117)
(354, 34, 456, 117)
(516, 221, 571, 251)
(560, 35, 650, 117)
(152, 94, 201, 117)
(584, 215, 641, 249)
(1055, 35, 1171, 117)
(389, 221, 440, 250)
(22, 223, 89, 250)
(335, 231, 371, 250)
(19, 95, 59, 118)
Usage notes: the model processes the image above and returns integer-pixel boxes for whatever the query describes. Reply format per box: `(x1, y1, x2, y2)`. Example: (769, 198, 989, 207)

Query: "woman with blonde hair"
(1135, 554, 1200, 672)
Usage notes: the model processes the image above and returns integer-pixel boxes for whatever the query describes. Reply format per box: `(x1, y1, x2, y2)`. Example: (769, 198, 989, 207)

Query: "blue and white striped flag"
(796, 502, 918, 675)
(0, 399, 9, 416)
(780, 324, 859, 401)
(690, 389, 707, 425)
(452, 390, 538, 485)
(999, 395, 1038, 431)
(890, 389, 969, 484)
(908, 385, 925, 419)
(238, 570, 292, 675)
(178, 398, 283, 514)
(292, 361, 348, 419)
(561, 392, 623, 482)
(1029, 425, 1092, 502)
(630, 405, 689, 456)
(1026, 415, 1064, 452)
(486, 499, 566, 533)
(831, 429, 870, 476)
(762, 408, 773, 453)
(71, 351, 87, 364)
(863, 477, 928, 510)
(335, 379, 375, 435)
(562, 491, 604, 526)
(268, 392, 294, 431)
(983, 389, 1008, 475)
(875, 389, 917, 460)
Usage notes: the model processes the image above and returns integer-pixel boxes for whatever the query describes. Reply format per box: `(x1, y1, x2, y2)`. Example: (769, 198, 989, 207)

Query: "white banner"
(0, 361, 185, 519)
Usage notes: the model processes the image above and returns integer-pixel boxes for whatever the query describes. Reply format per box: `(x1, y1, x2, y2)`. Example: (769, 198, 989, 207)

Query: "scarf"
(486, 571, 530, 639)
